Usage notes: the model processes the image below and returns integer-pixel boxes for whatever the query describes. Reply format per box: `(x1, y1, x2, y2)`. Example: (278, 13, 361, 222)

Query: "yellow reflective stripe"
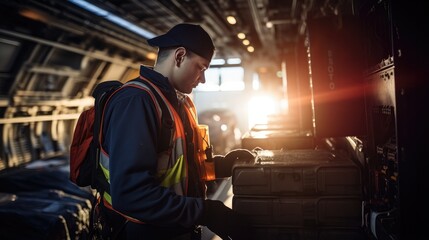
(159, 154, 186, 188)
(99, 151, 110, 181)
(100, 163, 110, 182)
(103, 191, 112, 205)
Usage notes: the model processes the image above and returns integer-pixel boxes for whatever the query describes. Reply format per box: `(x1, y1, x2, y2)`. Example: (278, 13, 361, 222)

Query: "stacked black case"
(232, 149, 365, 240)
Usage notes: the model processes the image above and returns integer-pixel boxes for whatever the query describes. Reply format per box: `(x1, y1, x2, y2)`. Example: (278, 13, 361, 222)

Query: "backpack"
(69, 80, 123, 190)
(69, 80, 173, 191)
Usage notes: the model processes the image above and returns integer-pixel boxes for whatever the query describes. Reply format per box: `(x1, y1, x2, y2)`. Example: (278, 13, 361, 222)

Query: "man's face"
(173, 50, 210, 94)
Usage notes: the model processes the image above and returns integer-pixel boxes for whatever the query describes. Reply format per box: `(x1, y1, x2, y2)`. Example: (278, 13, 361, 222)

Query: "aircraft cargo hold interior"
(0, 0, 428, 239)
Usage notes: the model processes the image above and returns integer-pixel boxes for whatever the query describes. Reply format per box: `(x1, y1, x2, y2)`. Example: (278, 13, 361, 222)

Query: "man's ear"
(175, 47, 186, 67)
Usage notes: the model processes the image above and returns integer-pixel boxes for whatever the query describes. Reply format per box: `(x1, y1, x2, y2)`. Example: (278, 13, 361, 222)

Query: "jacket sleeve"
(102, 88, 203, 228)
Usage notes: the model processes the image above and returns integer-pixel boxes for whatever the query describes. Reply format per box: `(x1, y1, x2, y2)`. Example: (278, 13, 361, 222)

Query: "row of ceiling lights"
(226, 15, 254, 53)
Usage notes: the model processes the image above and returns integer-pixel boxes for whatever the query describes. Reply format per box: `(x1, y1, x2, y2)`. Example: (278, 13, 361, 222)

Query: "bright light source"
(252, 73, 260, 90)
(226, 16, 237, 25)
(247, 95, 276, 129)
(212, 114, 221, 121)
(247, 46, 254, 52)
(242, 39, 250, 46)
(219, 67, 245, 91)
(226, 58, 241, 64)
(280, 98, 289, 113)
(196, 66, 244, 92)
(266, 21, 273, 28)
(69, 0, 108, 16)
(237, 33, 246, 39)
(220, 81, 245, 91)
(68, 0, 156, 39)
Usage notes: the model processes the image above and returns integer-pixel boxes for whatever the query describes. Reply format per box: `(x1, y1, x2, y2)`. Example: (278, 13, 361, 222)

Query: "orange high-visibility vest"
(98, 77, 215, 223)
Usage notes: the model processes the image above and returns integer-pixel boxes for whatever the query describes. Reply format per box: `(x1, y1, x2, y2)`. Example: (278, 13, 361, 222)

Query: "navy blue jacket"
(102, 65, 204, 233)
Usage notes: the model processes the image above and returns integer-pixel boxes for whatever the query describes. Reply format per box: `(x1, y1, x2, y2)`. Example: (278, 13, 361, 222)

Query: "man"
(98, 23, 252, 239)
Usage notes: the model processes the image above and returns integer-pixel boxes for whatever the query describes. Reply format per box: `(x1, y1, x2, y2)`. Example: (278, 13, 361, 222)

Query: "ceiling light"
(227, 58, 241, 64)
(237, 33, 246, 39)
(226, 16, 237, 25)
(242, 39, 250, 46)
(211, 59, 226, 65)
(247, 46, 254, 52)
(266, 21, 273, 28)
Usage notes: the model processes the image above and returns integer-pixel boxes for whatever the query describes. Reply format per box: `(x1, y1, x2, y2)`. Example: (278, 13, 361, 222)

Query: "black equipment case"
(232, 195, 362, 227)
(231, 149, 365, 239)
(232, 149, 362, 196)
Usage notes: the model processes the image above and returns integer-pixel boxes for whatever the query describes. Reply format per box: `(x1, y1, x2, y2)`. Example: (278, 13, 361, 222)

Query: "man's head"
(147, 23, 215, 94)
(148, 23, 215, 62)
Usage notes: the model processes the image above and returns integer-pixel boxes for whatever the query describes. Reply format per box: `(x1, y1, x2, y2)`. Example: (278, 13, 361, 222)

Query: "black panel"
(307, 16, 366, 138)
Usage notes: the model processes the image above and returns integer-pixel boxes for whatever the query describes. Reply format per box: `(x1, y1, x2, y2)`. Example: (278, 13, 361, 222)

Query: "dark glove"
(199, 199, 255, 240)
(213, 155, 228, 178)
(214, 149, 255, 178)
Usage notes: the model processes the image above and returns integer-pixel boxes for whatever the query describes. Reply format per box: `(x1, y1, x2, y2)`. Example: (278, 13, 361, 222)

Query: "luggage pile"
(0, 161, 94, 240)
(231, 148, 365, 240)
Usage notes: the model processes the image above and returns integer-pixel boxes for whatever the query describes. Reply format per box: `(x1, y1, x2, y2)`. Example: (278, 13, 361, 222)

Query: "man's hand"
(214, 149, 255, 178)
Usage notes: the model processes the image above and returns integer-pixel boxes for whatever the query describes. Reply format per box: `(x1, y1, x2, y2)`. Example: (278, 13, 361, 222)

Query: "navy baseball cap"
(147, 23, 215, 62)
